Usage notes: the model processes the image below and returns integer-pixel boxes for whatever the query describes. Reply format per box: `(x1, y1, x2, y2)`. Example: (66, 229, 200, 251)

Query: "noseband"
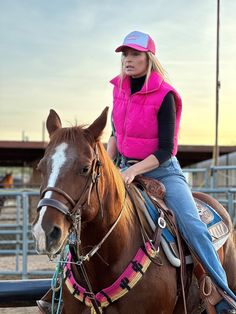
(37, 186, 76, 216)
(37, 144, 102, 221)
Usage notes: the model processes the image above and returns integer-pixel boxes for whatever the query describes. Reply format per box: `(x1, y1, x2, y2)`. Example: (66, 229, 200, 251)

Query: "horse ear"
(87, 107, 109, 141)
(46, 109, 62, 137)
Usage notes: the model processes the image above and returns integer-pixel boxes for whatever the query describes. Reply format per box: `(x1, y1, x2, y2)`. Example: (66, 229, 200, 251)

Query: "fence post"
(205, 169, 210, 188)
(228, 192, 234, 221)
(15, 195, 21, 272)
(22, 193, 29, 279)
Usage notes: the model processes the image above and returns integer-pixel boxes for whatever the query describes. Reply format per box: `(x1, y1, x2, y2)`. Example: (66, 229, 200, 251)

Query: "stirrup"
(37, 299, 63, 314)
(37, 300, 51, 314)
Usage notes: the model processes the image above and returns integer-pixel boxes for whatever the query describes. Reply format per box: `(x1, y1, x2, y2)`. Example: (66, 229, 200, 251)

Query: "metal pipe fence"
(183, 165, 236, 189)
(0, 190, 54, 279)
(183, 166, 236, 226)
(0, 165, 236, 279)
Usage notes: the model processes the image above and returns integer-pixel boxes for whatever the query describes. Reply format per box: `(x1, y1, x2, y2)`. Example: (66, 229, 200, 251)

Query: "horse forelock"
(49, 126, 87, 148)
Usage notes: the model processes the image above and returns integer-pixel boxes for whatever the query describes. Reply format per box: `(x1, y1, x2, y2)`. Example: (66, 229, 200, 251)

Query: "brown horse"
(0, 173, 13, 189)
(32, 108, 236, 314)
(0, 173, 13, 211)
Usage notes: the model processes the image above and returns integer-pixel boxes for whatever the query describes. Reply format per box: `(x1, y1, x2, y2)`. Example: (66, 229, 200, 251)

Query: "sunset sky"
(0, 0, 236, 145)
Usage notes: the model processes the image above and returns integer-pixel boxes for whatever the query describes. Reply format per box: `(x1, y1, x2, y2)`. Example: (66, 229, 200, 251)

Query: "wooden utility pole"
(213, 0, 220, 166)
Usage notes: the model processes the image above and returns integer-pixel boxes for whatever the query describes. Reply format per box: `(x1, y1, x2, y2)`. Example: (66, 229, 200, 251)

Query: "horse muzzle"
(32, 219, 65, 256)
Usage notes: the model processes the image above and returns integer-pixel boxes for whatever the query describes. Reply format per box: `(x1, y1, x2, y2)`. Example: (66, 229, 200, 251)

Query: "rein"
(68, 189, 127, 314)
(71, 189, 127, 263)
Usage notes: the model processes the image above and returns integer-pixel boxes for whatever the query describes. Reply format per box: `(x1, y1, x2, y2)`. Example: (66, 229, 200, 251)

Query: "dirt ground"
(0, 307, 37, 313)
(0, 254, 55, 276)
(0, 202, 55, 313)
(0, 255, 54, 313)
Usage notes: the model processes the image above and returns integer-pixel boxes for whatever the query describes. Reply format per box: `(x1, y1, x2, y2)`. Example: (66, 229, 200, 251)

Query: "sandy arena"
(0, 254, 54, 313)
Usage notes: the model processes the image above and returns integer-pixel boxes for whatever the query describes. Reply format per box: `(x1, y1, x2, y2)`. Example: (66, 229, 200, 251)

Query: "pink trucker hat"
(115, 31, 156, 54)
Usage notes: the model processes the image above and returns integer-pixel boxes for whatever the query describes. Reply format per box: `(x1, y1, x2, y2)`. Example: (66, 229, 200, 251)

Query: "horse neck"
(81, 188, 139, 260)
(78, 151, 142, 288)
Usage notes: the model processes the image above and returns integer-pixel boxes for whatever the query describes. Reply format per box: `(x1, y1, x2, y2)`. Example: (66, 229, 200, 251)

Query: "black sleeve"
(111, 119, 115, 137)
(153, 92, 176, 164)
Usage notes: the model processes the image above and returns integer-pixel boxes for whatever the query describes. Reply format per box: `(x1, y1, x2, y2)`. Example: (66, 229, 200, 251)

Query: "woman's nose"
(124, 52, 132, 59)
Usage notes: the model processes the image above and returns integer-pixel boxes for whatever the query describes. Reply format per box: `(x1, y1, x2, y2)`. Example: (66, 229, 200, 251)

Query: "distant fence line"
(0, 190, 54, 279)
(0, 165, 235, 279)
(183, 165, 236, 225)
(183, 165, 236, 189)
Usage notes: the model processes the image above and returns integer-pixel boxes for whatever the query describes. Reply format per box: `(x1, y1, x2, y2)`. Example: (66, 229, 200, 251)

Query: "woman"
(107, 30, 236, 314)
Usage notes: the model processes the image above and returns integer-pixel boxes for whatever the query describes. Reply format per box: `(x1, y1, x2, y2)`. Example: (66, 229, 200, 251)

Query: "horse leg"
(173, 272, 205, 314)
(61, 282, 86, 314)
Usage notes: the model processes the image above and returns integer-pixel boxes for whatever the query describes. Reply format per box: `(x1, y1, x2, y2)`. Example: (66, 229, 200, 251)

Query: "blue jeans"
(139, 157, 236, 306)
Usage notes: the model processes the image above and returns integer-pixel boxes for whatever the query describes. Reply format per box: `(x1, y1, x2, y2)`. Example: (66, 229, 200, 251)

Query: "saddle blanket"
(139, 190, 229, 267)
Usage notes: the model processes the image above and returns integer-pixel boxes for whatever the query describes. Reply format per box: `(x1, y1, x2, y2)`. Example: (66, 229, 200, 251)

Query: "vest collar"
(110, 71, 164, 95)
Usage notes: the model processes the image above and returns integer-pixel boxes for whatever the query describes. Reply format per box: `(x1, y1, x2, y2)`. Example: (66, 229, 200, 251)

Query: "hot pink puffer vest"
(110, 71, 182, 159)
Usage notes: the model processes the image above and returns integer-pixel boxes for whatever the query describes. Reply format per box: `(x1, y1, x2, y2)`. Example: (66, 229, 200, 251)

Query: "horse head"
(0, 172, 13, 188)
(32, 107, 109, 257)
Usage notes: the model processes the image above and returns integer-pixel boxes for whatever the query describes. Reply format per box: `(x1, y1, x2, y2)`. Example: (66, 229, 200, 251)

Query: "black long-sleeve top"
(112, 75, 176, 165)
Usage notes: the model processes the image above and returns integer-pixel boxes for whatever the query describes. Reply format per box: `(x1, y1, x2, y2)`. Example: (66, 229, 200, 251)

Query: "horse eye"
(80, 166, 90, 176)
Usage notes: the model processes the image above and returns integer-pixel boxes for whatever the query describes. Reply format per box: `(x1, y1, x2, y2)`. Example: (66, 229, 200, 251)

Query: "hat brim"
(115, 44, 148, 53)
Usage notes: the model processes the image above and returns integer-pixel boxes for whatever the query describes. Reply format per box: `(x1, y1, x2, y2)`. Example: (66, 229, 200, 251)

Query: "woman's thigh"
(144, 158, 209, 237)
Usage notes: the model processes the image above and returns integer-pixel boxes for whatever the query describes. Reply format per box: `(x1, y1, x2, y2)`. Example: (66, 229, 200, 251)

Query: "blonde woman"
(107, 31, 236, 314)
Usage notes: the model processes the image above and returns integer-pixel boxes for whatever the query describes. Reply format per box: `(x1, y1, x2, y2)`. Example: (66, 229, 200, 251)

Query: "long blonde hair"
(119, 51, 167, 88)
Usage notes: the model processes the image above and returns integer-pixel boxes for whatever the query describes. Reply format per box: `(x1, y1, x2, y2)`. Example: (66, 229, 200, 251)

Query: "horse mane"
(96, 142, 137, 225)
(97, 142, 125, 195)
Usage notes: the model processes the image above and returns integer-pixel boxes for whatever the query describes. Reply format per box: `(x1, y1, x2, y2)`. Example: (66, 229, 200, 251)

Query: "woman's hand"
(120, 154, 160, 185)
(121, 166, 137, 185)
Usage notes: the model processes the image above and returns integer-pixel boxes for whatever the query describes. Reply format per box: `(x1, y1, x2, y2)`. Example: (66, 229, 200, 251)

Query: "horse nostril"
(49, 226, 61, 241)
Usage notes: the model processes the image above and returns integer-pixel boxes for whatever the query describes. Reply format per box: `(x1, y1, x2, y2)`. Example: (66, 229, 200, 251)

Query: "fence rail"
(0, 165, 236, 279)
(0, 190, 54, 279)
(183, 165, 236, 189)
(0, 279, 50, 307)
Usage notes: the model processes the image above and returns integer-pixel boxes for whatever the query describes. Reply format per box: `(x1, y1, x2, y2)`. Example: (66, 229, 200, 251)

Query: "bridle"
(37, 143, 127, 257)
(36, 144, 127, 314)
(37, 144, 103, 224)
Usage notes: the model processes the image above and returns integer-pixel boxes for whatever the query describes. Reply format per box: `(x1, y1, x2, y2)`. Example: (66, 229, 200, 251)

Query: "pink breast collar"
(64, 242, 156, 309)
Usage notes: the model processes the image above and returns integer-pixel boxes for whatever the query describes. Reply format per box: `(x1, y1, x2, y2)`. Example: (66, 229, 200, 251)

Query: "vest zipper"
(121, 94, 133, 155)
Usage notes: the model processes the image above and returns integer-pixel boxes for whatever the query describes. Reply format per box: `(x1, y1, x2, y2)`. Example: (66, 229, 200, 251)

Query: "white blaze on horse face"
(33, 143, 68, 252)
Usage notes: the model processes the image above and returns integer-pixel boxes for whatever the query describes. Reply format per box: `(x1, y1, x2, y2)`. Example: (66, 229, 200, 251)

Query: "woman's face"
(122, 48, 148, 78)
